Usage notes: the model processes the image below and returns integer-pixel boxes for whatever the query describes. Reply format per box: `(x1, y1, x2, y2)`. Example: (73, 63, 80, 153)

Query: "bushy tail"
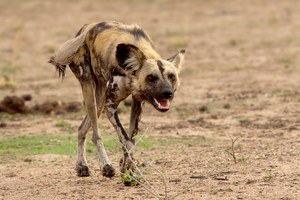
(48, 23, 96, 79)
(48, 56, 67, 79)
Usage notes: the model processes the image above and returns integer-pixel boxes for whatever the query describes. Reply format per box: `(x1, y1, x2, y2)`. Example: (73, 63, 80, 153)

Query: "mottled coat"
(49, 21, 185, 177)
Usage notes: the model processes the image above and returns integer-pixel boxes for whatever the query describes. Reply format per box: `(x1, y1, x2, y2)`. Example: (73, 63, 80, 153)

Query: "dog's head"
(116, 44, 185, 112)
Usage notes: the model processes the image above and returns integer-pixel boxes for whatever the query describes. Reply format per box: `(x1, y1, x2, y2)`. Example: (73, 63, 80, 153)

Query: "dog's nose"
(162, 90, 173, 99)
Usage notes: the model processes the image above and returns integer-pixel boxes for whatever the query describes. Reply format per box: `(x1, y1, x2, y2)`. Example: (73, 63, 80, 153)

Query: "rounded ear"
(167, 49, 186, 72)
(116, 44, 146, 76)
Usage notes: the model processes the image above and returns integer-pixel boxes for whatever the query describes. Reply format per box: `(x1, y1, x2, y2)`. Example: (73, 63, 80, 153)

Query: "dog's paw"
(76, 162, 90, 177)
(102, 164, 116, 178)
(119, 156, 136, 174)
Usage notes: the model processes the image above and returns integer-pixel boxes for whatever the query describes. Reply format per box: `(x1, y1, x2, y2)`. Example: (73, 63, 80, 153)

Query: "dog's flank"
(49, 21, 185, 178)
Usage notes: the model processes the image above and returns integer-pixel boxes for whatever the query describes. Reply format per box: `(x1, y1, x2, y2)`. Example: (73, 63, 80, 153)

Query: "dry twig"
(229, 136, 239, 164)
(111, 128, 199, 199)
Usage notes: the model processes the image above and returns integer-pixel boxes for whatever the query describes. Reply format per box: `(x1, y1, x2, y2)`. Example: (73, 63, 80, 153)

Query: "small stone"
(0, 122, 7, 128)
(223, 103, 231, 109)
(210, 114, 218, 119)
(24, 158, 32, 163)
(22, 94, 32, 101)
(199, 105, 208, 113)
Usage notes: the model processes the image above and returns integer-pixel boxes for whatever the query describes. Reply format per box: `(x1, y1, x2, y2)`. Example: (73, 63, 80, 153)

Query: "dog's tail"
(48, 23, 96, 79)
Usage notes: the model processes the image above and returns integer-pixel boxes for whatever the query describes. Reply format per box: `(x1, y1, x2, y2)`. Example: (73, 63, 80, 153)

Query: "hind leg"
(76, 82, 105, 176)
(76, 115, 91, 176)
(76, 107, 108, 176)
(78, 80, 115, 177)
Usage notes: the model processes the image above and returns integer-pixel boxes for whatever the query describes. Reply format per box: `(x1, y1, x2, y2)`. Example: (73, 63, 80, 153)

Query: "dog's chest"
(105, 75, 132, 103)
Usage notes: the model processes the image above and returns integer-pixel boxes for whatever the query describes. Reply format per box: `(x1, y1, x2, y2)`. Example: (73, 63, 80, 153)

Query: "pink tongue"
(157, 99, 168, 107)
(154, 98, 170, 109)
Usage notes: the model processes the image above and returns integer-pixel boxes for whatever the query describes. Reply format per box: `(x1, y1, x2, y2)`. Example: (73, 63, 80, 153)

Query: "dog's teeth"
(154, 98, 170, 109)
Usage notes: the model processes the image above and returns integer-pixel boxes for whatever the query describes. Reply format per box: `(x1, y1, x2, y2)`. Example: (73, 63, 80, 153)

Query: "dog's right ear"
(116, 43, 146, 76)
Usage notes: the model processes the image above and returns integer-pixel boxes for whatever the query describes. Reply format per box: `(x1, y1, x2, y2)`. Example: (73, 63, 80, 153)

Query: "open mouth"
(150, 97, 170, 112)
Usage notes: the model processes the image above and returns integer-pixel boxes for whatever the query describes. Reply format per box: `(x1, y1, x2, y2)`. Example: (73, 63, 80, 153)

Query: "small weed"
(282, 89, 293, 97)
(267, 88, 297, 99)
(268, 16, 278, 25)
(268, 88, 280, 97)
(263, 171, 273, 182)
(237, 144, 244, 151)
(239, 117, 251, 126)
(296, 96, 300, 102)
(0, 79, 16, 88)
(120, 171, 142, 186)
(0, 64, 17, 88)
(0, 113, 15, 121)
(231, 65, 242, 71)
(47, 45, 55, 53)
(55, 119, 70, 128)
(55, 119, 72, 133)
(210, 189, 219, 195)
(0, 64, 16, 77)
(237, 156, 247, 162)
(278, 58, 293, 69)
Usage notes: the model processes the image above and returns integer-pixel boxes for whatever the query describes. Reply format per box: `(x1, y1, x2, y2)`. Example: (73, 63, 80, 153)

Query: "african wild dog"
(49, 21, 185, 178)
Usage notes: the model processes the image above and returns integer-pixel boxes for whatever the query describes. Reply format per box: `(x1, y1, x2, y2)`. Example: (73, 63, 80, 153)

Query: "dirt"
(0, 94, 81, 114)
(1, 0, 300, 199)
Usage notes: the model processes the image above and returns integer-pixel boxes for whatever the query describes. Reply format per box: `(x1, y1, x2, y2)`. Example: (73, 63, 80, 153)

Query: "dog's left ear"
(167, 49, 186, 72)
(116, 43, 146, 76)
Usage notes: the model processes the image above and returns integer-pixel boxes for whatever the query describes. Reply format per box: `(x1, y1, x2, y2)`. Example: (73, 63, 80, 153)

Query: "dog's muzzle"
(149, 89, 173, 112)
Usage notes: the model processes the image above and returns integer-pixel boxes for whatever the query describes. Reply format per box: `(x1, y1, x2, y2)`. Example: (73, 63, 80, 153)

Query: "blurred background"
(1, 0, 300, 199)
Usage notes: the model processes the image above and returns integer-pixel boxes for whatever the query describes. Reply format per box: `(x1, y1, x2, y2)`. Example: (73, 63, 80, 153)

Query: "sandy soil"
(1, 0, 300, 199)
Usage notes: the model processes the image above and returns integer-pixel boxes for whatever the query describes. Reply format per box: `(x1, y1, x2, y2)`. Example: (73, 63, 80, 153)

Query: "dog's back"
(50, 21, 161, 80)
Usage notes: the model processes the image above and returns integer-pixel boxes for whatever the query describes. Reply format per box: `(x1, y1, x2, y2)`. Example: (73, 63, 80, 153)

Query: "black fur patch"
(116, 44, 141, 69)
(111, 67, 126, 77)
(96, 22, 113, 32)
(157, 60, 164, 76)
(113, 112, 130, 141)
(116, 44, 131, 69)
(88, 22, 113, 42)
(128, 27, 148, 41)
(68, 44, 93, 81)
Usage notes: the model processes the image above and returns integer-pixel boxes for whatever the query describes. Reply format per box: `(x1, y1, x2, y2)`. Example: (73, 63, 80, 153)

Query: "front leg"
(105, 102, 135, 173)
(128, 98, 142, 139)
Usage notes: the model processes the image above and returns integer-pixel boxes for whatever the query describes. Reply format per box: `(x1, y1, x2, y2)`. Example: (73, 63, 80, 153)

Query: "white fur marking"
(79, 65, 83, 76)
(111, 76, 125, 87)
(124, 57, 140, 72)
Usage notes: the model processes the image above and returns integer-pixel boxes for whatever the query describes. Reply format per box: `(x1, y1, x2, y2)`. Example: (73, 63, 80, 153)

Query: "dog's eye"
(168, 73, 176, 82)
(146, 74, 158, 83)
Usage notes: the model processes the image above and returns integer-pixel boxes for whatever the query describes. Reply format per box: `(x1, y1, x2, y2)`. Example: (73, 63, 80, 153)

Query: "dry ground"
(1, 0, 300, 199)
